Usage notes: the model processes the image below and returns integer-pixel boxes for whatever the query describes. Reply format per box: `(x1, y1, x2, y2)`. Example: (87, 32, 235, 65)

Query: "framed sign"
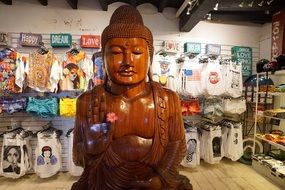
(20, 33, 42, 47)
(50, 33, 72, 47)
(0, 32, 8, 46)
(232, 46, 252, 77)
(80, 35, 100, 48)
(163, 41, 180, 53)
(206, 44, 221, 55)
(184, 42, 201, 54)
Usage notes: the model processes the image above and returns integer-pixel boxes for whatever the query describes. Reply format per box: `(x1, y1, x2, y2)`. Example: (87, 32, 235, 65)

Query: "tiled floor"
(0, 159, 282, 190)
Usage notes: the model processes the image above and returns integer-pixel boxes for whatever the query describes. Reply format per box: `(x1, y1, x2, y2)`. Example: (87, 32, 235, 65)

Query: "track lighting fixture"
(267, 0, 274, 5)
(238, 2, 244, 8)
(186, 7, 190, 15)
(248, 1, 254, 7)
(213, 3, 219, 11)
(258, 0, 264, 6)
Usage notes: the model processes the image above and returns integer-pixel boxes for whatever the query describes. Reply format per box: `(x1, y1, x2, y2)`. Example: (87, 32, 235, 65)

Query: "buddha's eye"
(110, 47, 123, 55)
(133, 47, 143, 55)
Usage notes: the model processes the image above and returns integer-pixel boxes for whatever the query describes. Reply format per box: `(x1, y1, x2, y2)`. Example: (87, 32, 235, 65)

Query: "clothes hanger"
(68, 42, 80, 55)
(66, 128, 74, 137)
(2, 45, 17, 53)
(37, 42, 49, 55)
(36, 121, 63, 138)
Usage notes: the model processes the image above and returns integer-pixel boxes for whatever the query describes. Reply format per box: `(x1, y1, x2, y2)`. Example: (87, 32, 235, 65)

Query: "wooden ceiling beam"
(179, 0, 220, 32)
(209, 11, 272, 23)
(38, 0, 48, 6)
(66, 0, 78, 9)
(0, 0, 12, 5)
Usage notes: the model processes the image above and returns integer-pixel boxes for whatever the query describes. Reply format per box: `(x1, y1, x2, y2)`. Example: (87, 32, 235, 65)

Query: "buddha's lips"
(118, 70, 137, 76)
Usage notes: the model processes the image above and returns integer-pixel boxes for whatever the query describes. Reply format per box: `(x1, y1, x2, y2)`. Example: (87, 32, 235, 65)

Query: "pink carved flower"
(106, 112, 118, 123)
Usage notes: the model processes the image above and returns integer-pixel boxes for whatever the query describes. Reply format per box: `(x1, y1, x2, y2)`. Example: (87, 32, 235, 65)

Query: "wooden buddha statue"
(72, 5, 192, 190)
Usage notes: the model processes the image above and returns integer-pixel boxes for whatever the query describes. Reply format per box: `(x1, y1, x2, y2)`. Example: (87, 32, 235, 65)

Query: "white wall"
(0, 0, 263, 49)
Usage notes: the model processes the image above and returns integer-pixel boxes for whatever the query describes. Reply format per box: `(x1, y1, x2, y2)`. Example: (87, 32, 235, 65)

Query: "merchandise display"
(252, 71, 285, 187)
(1, 1, 285, 189)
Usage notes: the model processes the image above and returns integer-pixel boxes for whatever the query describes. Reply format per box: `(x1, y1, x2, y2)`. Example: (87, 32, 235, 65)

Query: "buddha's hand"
(130, 176, 162, 190)
(83, 122, 115, 155)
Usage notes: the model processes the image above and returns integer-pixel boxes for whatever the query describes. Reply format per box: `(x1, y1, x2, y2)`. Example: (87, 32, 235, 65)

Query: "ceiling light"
(238, 2, 244, 7)
(258, 0, 264, 6)
(248, 1, 254, 7)
(267, 0, 274, 5)
(186, 7, 190, 15)
(213, 3, 219, 11)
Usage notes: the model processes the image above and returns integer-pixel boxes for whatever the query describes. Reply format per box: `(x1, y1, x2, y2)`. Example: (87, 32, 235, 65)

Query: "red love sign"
(80, 35, 101, 48)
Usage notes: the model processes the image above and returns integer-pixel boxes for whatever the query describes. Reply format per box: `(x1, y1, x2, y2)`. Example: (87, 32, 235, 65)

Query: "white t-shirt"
(152, 54, 177, 91)
(178, 56, 202, 97)
(67, 132, 83, 176)
(181, 127, 200, 168)
(224, 62, 243, 98)
(1, 133, 26, 179)
(34, 132, 62, 178)
(222, 122, 243, 161)
(200, 125, 223, 164)
(201, 59, 225, 96)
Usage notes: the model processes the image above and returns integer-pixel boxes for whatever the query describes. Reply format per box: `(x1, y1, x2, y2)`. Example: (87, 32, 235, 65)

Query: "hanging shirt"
(200, 125, 223, 164)
(222, 122, 243, 161)
(92, 53, 104, 86)
(224, 62, 243, 98)
(152, 54, 177, 91)
(34, 132, 62, 178)
(67, 131, 83, 176)
(178, 56, 202, 97)
(1, 133, 26, 179)
(181, 127, 200, 168)
(25, 51, 59, 92)
(59, 50, 93, 91)
(201, 58, 225, 96)
(0, 48, 25, 93)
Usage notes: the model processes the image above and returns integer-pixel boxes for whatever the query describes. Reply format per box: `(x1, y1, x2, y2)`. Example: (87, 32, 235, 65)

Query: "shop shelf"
(255, 134, 285, 151)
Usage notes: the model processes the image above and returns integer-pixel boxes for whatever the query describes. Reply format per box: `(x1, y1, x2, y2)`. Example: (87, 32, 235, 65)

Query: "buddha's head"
(101, 5, 153, 85)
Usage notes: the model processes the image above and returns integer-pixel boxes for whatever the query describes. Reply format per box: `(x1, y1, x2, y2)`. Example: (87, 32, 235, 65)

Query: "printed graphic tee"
(181, 127, 200, 168)
(178, 56, 202, 97)
(0, 48, 25, 93)
(1, 133, 26, 179)
(34, 132, 62, 178)
(152, 54, 177, 91)
(201, 59, 225, 96)
(25, 51, 59, 92)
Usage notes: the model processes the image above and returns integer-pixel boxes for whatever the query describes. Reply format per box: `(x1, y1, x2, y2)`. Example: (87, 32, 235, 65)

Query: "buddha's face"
(104, 38, 149, 85)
